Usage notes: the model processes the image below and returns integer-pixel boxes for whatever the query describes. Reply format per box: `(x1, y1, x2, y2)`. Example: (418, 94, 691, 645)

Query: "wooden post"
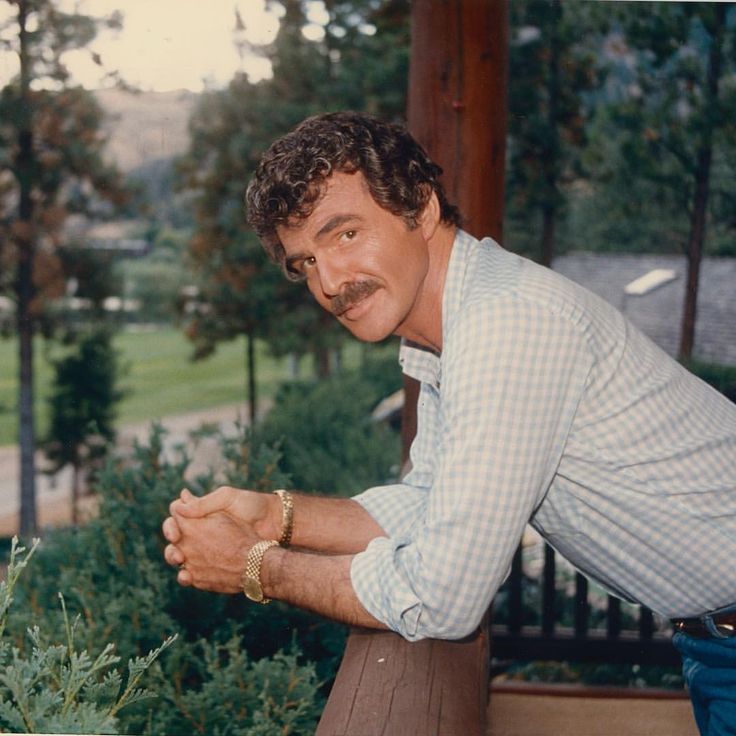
(403, 0, 508, 467)
(407, 0, 508, 242)
(316, 627, 490, 736)
(318, 5, 509, 733)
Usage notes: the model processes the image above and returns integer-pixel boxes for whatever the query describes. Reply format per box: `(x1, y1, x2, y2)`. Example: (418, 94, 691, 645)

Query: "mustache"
(331, 280, 380, 316)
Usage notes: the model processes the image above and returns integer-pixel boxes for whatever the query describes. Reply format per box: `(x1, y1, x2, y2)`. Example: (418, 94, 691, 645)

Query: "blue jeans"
(673, 631, 736, 735)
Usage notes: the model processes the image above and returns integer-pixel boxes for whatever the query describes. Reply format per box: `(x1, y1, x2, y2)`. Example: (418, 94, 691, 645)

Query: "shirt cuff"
(350, 536, 424, 641)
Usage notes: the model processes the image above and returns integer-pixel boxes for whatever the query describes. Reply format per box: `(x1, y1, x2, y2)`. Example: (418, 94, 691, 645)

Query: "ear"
(417, 189, 442, 240)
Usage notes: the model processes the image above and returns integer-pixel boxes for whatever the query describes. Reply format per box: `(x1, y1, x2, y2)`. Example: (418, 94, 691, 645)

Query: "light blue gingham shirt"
(350, 230, 736, 641)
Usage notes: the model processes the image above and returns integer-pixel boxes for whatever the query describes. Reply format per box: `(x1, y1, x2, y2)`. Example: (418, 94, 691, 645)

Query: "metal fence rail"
(491, 543, 681, 667)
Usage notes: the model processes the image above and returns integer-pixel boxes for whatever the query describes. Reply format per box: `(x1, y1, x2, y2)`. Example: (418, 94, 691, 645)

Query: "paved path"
(0, 403, 248, 536)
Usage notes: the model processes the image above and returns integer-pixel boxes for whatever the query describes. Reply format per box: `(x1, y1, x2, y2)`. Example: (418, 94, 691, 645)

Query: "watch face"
(243, 576, 264, 602)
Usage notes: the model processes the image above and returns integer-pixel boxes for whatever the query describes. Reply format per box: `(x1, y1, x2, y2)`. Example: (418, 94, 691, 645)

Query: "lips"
(331, 280, 380, 317)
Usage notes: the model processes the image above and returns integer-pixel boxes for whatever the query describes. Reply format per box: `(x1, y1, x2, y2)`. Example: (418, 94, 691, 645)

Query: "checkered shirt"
(350, 230, 736, 641)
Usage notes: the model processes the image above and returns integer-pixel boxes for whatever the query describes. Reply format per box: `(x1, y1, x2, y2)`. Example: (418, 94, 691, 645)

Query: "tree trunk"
(315, 347, 331, 379)
(540, 204, 556, 269)
(540, 4, 561, 268)
(16, 0, 37, 538)
(71, 461, 81, 526)
(678, 4, 725, 361)
(245, 332, 257, 425)
(315, 310, 333, 379)
(404, 0, 509, 466)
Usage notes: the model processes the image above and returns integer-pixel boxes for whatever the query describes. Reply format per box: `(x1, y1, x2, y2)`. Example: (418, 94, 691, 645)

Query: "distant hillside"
(95, 88, 198, 173)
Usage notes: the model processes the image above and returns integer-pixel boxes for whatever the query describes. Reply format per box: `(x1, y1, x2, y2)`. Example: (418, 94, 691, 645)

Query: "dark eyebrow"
(315, 214, 362, 240)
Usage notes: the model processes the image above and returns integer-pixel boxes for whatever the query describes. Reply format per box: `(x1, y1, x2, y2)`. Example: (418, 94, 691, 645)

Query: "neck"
(395, 224, 456, 352)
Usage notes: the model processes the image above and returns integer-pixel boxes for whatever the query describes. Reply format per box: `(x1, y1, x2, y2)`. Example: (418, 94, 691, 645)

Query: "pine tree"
(44, 329, 123, 524)
(506, 0, 605, 265)
(0, 0, 126, 535)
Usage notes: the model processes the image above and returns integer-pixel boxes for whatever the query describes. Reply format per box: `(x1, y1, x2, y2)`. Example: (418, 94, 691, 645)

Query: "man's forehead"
(279, 171, 371, 238)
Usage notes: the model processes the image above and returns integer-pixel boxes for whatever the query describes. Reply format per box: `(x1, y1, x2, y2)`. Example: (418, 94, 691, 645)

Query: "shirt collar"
(399, 229, 477, 387)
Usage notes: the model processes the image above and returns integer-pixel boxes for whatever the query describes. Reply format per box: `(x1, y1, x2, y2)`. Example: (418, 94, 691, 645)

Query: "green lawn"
(0, 327, 373, 447)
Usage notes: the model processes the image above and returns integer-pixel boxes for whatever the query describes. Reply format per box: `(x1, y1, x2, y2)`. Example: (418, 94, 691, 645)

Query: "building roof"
(553, 252, 736, 367)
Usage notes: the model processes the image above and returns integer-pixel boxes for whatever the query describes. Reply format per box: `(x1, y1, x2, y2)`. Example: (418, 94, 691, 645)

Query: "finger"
(177, 568, 193, 586)
(174, 487, 234, 518)
(162, 516, 181, 543)
(170, 496, 205, 518)
(180, 488, 196, 502)
(164, 543, 185, 567)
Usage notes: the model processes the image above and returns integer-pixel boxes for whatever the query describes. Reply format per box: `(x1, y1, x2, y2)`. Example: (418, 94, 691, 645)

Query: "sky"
(0, 0, 327, 93)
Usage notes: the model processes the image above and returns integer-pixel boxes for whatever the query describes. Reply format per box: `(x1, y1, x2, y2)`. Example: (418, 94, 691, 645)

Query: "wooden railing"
(316, 541, 681, 734)
(316, 624, 490, 736)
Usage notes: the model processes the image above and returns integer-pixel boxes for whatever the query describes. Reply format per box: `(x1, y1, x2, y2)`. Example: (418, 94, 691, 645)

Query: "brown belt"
(672, 612, 736, 639)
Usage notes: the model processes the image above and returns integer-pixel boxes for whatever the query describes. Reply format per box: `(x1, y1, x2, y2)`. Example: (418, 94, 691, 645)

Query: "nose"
(314, 254, 349, 299)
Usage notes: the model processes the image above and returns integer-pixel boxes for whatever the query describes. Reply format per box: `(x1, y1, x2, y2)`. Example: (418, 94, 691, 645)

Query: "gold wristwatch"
(241, 539, 279, 604)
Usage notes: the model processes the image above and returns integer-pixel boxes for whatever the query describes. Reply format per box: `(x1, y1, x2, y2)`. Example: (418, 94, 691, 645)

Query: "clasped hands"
(162, 486, 279, 594)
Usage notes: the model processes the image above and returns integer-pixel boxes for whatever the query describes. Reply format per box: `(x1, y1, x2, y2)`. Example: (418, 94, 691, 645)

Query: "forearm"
(268, 493, 387, 554)
(262, 546, 387, 630)
(173, 486, 387, 555)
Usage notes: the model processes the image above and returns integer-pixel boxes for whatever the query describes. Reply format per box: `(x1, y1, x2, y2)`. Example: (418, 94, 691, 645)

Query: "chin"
(342, 320, 396, 343)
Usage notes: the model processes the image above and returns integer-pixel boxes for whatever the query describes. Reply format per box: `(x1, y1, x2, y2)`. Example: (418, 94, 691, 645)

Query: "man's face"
(277, 171, 432, 343)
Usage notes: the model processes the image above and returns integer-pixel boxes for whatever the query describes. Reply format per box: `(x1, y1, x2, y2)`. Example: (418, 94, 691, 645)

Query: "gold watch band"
(274, 489, 294, 547)
(242, 539, 279, 604)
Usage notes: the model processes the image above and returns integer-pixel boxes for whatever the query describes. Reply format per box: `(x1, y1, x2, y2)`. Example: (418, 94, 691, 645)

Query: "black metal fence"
(491, 541, 681, 667)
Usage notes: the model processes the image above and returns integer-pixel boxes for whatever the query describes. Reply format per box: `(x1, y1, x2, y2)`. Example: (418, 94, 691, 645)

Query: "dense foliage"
(686, 359, 736, 404)
(256, 349, 403, 494)
(0, 539, 176, 734)
(44, 329, 124, 522)
(506, 0, 604, 266)
(3, 353, 402, 733)
(7, 427, 327, 734)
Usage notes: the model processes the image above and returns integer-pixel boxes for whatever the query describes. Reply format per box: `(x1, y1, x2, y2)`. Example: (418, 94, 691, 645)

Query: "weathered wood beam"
(408, 0, 508, 241)
(316, 626, 490, 736)
(403, 0, 508, 466)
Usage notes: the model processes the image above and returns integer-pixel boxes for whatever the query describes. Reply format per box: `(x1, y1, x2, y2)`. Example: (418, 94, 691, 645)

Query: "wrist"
(260, 543, 286, 600)
(251, 491, 282, 540)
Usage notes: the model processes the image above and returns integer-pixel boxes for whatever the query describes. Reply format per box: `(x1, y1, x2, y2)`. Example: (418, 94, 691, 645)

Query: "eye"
(285, 259, 306, 282)
(284, 255, 317, 282)
(340, 229, 357, 243)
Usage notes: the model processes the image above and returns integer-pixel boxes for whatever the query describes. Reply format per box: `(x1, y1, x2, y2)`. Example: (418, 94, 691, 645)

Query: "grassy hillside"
(0, 327, 372, 447)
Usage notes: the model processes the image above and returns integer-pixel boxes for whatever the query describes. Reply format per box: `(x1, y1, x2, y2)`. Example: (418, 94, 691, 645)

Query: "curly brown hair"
(245, 111, 461, 275)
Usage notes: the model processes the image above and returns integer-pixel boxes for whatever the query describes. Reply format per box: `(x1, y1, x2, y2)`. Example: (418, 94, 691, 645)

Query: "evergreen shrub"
(0, 538, 175, 734)
(686, 359, 736, 403)
(7, 352, 403, 732)
(10, 427, 328, 734)
(256, 353, 403, 494)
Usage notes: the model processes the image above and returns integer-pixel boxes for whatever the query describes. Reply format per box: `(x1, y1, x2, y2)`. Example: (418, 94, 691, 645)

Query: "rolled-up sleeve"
(350, 295, 594, 641)
(352, 483, 427, 540)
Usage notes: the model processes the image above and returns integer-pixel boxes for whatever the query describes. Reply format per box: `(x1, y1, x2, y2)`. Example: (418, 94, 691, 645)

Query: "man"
(163, 112, 736, 734)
